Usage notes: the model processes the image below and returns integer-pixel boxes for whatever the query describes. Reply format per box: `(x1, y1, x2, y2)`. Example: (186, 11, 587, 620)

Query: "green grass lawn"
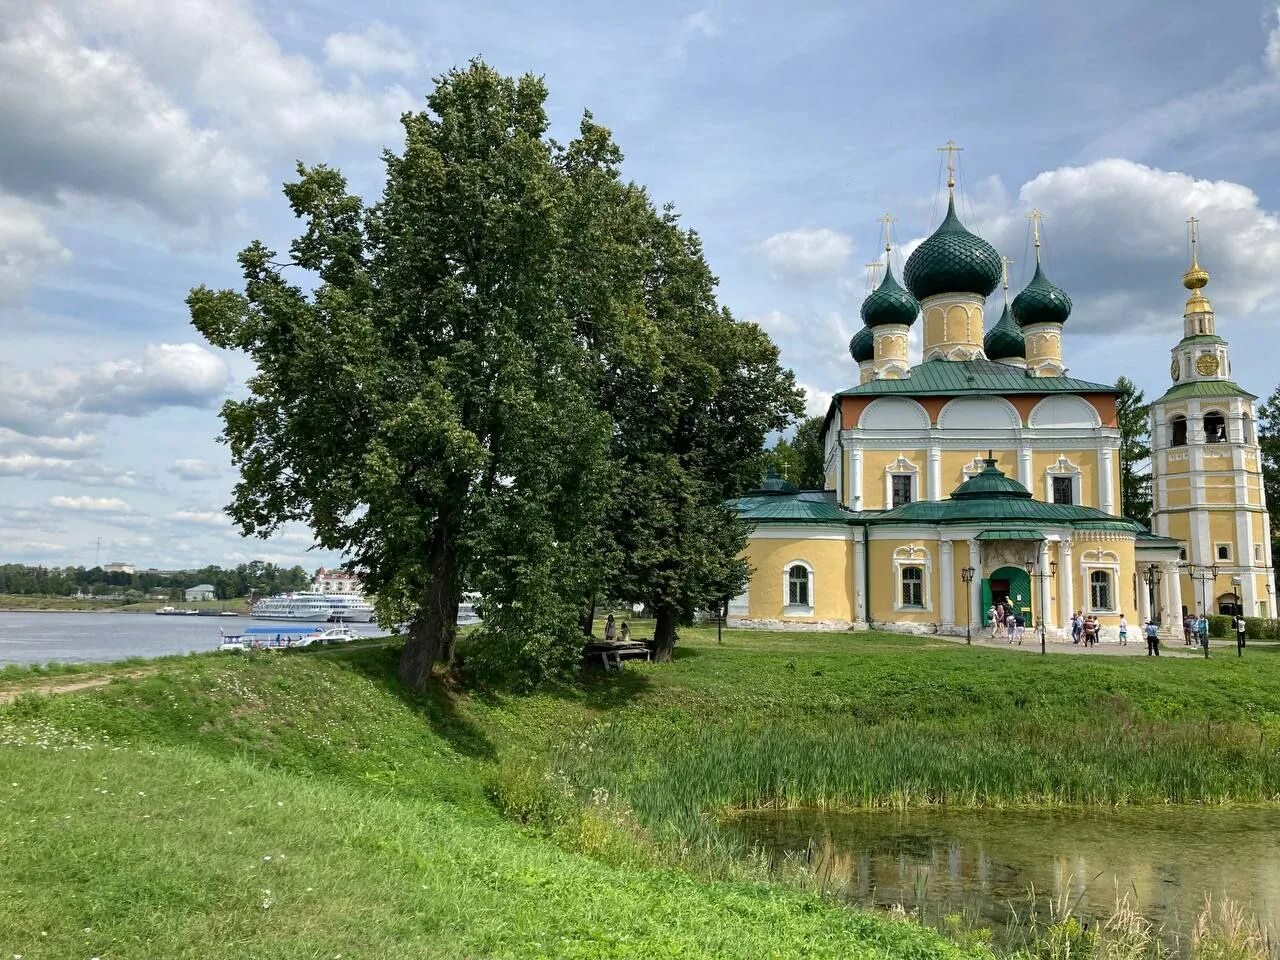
(2, 627, 1279, 957)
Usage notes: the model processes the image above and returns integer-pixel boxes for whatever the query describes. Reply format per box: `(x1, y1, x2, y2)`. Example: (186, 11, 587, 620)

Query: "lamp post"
(1185, 563, 1219, 658)
(1026, 558, 1058, 655)
(961, 566, 975, 645)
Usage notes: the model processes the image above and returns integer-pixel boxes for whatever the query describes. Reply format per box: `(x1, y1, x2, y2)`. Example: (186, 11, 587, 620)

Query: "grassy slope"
(2, 629, 1279, 958)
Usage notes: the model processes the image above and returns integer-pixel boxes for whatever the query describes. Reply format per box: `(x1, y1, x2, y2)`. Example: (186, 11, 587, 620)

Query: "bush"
(1207, 615, 1280, 639)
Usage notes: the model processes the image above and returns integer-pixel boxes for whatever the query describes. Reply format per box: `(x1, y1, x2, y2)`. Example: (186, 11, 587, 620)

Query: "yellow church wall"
(866, 538, 939, 624)
(1070, 536, 1138, 626)
(861, 448, 928, 509)
(1029, 450, 1101, 507)
(741, 535, 854, 622)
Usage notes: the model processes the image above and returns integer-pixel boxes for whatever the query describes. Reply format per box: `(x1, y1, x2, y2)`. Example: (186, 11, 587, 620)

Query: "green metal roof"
(952, 460, 1032, 500)
(1176, 334, 1226, 346)
(976, 529, 1045, 541)
(1153, 379, 1256, 404)
(728, 490, 862, 525)
(873, 495, 1143, 531)
(1136, 530, 1181, 547)
(1012, 261, 1072, 327)
(834, 358, 1117, 398)
(903, 195, 1002, 300)
(848, 325, 874, 363)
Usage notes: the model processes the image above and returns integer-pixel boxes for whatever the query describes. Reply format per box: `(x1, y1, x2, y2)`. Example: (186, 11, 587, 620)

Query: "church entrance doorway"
(985, 566, 1032, 624)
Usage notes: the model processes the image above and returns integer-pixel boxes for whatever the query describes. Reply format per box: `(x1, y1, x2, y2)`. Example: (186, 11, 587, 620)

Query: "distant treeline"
(0, 562, 310, 600)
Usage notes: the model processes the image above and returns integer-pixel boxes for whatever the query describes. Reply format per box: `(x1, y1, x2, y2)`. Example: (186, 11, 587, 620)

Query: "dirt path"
(0, 667, 157, 704)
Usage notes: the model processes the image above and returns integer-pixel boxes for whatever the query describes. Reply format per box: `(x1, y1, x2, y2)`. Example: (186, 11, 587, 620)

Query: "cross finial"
(937, 139, 963, 192)
(1000, 255, 1015, 305)
(1026, 208, 1046, 263)
(877, 213, 897, 255)
(865, 260, 883, 291)
(1187, 215, 1200, 266)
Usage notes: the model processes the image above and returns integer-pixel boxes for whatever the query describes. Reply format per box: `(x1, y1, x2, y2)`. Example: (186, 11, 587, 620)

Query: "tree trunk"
(653, 604, 678, 662)
(398, 520, 459, 691)
(580, 594, 597, 637)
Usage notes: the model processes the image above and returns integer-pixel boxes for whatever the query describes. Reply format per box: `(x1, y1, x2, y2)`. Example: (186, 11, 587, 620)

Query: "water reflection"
(732, 807, 1280, 951)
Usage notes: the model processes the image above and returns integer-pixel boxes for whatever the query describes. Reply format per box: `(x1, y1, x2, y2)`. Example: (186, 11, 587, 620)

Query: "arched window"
(1169, 415, 1187, 447)
(901, 566, 924, 608)
(1203, 411, 1226, 444)
(1089, 570, 1113, 611)
(787, 564, 811, 608)
(1243, 412, 1254, 444)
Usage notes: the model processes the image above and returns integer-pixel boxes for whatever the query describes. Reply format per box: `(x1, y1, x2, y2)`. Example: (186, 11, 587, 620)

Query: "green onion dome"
(849, 324, 874, 363)
(859, 264, 920, 328)
(983, 303, 1024, 361)
(951, 458, 1032, 500)
(903, 196, 1002, 301)
(1012, 262, 1072, 327)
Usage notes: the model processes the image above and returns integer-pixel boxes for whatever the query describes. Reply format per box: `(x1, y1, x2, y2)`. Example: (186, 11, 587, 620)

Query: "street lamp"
(1026, 558, 1058, 655)
(961, 566, 975, 645)
(1185, 563, 1219, 658)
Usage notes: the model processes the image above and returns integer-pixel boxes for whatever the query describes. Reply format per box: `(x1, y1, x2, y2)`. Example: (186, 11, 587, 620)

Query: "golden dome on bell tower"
(1181, 217, 1212, 316)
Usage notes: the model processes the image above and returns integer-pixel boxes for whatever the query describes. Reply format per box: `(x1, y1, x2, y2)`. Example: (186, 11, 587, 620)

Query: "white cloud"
(0, 454, 139, 488)
(0, 6, 262, 223)
(0, 195, 70, 301)
(169, 509, 229, 528)
(747, 309, 798, 335)
(799, 383, 833, 418)
(324, 22, 417, 75)
(49, 495, 132, 513)
(82, 343, 230, 416)
(758, 228, 854, 278)
(0, 428, 96, 458)
(167, 458, 220, 481)
(668, 9, 721, 62)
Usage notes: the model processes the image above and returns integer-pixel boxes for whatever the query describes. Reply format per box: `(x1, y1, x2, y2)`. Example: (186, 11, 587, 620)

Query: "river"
(732, 807, 1280, 952)
(0, 611, 388, 665)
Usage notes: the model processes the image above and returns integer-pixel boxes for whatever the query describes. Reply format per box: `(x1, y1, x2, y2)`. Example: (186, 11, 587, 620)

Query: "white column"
(940, 539, 955, 630)
(1018, 447, 1032, 491)
(1059, 539, 1075, 624)
(1099, 447, 1116, 515)
(1157, 563, 1179, 640)
(928, 446, 942, 501)
(1168, 564, 1183, 623)
(1038, 540, 1053, 629)
(849, 447, 863, 511)
(852, 534, 867, 624)
(967, 538, 982, 634)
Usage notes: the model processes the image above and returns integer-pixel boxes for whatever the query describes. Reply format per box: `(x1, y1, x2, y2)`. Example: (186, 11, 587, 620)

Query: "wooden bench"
(585, 641, 652, 671)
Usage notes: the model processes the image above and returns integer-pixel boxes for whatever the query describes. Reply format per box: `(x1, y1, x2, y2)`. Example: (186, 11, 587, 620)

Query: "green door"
(989, 565, 1032, 622)
(980, 579, 992, 625)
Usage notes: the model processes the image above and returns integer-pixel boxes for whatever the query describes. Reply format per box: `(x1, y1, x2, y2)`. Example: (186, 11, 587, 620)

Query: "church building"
(729, 155, 1272, 640)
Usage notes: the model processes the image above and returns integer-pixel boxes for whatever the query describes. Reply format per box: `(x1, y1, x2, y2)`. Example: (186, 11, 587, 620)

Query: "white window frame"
(900, 565, 925, 608)
(1215, 542, 1233, 562)
(1080, 550, 1120, 615)
(782, 560, 815, 616)
(883, 456, 920, 509)
(1088, 570, 1114, 612)
(892, 545, 933, 612)
(1043, 456, 1082, 505)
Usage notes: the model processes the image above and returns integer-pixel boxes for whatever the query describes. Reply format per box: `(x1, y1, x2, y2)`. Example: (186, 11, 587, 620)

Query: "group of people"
(1069, 611, 1105, 647)
(987, 602, 1027, 643)
(1181, 610, 1249, 656)
(602, 613, 632, 644)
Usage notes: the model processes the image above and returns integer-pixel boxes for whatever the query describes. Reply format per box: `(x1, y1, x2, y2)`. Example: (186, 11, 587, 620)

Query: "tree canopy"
(1115, 376, 1152, 527)
(190, 61, 800, 688)
(763, 415, 826, 490)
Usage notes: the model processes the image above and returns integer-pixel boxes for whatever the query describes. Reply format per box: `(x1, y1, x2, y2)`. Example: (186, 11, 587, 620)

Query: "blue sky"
(4, 0, 1280, 571)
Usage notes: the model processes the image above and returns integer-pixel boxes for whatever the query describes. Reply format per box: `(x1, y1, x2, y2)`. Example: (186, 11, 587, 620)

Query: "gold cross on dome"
(1000, 255, 1016, 291)
(877, 213, 897, 253)
(865, 260, 883, 287)
(1187, 215, 1200, 256)
(937, 139, 963, 189)
(1026, 208, 1046, 262)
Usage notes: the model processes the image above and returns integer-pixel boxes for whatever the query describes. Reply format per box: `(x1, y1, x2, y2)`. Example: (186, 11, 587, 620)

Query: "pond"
(731, 807, 1280, 952)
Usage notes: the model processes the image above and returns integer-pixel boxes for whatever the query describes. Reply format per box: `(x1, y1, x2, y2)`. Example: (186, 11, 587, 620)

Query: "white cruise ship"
(325, 594, 374, 622)
(250, 592, 334, 622)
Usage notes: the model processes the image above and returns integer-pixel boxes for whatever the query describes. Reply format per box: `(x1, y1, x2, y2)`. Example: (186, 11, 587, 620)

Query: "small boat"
(218, 624, 359, 652)
(156, 606, 201, 616)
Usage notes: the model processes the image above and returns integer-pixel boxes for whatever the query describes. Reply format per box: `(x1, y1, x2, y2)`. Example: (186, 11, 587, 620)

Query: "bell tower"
(1149, 219, 1276, 618)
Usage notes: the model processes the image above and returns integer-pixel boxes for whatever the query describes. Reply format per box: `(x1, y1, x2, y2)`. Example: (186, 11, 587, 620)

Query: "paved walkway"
(941, 633, 1273, 657)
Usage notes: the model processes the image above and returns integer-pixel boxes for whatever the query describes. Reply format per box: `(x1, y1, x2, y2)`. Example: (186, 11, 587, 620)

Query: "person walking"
(987, 604, 998, 639)
(1118, 613, 1128, 646)
(1012, 611, 1024, 645)
(1071, 612, 1083, 645)
(1145, 618, 1160, 656)
(1235, 613, 1247, 657)
(604, 613, 617, 643)
(1196, 612, 1209, 652)
(1183, 613, 1194, 646)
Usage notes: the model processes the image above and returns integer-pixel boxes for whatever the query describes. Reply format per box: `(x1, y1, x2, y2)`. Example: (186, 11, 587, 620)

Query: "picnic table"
(584, 639, 652, 671)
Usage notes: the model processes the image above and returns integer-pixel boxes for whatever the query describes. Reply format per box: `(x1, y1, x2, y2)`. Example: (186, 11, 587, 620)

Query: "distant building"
(102, 562, 135, 574)
(313, 566, 361, 595)
(184, 584, 216, 602)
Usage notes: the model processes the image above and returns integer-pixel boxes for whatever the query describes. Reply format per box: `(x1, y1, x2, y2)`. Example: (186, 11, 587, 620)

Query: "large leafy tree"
(190, 62, 613, 690)
(600, 211, 804, 660)
(1256, 386, 1280, 578)
(1116, 376, 1152, 527)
